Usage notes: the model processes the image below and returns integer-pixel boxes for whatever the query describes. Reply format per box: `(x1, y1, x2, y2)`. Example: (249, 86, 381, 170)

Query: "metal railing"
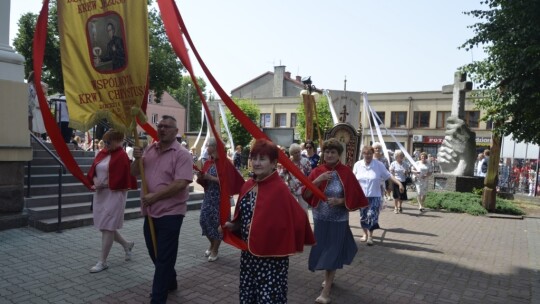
(27, 133, 67, 233)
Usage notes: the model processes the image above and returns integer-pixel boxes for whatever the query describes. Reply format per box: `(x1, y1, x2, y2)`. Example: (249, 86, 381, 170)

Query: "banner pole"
(133, 129, 157, 257)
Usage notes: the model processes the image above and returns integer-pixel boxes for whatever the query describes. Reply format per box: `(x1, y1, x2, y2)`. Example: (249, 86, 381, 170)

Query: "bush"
(416, 191, 524, 216)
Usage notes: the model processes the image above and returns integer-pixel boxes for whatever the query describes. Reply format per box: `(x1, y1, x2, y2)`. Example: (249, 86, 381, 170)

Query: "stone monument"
(433, 72, 483, 192)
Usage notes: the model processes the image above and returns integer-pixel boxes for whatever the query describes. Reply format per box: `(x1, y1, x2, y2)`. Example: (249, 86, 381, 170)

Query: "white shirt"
(352, 159, 391, 197)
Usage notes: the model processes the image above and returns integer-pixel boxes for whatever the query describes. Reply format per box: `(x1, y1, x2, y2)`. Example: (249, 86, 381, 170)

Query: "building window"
(370, 111, 385, 126)
(260, 113, 271, 127)
(290, 113, 297, 128)
(413, 111, 430, 128)
(436, 111, 451, 129)
(465, 111, 480, 128)
(486, 119, 493, 130)
(275, 113, 287, 127)
(151, 113, 159, 124)
(390, 111, 407, 128)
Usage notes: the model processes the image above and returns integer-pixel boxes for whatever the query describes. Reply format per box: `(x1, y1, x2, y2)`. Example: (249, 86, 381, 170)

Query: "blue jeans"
(144, 214, 184, 304)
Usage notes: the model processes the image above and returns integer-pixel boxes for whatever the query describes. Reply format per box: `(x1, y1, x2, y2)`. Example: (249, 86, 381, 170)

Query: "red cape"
(87, 148, 138, 191)
(302, 162, 368, 210)
(227, 171, 315, 256)
(198, 158, 244, 195)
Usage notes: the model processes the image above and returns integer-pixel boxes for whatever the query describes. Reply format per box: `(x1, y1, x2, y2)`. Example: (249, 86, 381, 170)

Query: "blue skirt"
(308, 219, 357, 271)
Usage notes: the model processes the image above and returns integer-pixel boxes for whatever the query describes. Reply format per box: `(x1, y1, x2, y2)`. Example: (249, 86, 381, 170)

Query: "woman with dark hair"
(303, 138, 368, 304)
(304, 140, 320, 169)
(353, 145, 404, 246)
(87, 130, 137, 273)
(222, 138, 315, 303)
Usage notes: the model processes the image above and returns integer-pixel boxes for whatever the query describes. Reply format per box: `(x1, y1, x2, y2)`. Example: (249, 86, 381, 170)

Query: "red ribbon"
(156, 0, 327, 249)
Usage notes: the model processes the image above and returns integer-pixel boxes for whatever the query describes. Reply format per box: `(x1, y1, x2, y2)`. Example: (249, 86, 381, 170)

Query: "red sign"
(424, 136, 444, 144)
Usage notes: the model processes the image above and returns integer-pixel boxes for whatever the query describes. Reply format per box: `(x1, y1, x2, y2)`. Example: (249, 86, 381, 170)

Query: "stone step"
(30, 200, 204, 232)
(26, 165, 92, 175)
(31, 157, 95, 166)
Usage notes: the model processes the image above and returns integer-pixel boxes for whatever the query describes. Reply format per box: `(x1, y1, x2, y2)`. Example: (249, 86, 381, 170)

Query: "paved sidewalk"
(1, 199, 539, 304)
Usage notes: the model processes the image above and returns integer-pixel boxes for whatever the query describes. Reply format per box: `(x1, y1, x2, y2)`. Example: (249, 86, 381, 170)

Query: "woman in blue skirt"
(303, 138, 368, 304)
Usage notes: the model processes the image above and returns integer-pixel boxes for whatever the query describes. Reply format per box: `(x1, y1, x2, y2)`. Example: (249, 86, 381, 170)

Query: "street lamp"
(186, 83, 191, 132)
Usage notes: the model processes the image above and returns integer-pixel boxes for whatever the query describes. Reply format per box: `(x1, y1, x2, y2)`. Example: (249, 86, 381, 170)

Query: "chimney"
(296, 75, 302, 82)
(273, 66, 285, 98)
(284, 71, 291, 79)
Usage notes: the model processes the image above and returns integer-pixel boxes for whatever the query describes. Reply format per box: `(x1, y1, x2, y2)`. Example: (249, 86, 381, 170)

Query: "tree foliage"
(14, 3, 62, 93)
(223, 99, 260, 149)
(168, 76, 207, 132)
(296, 94, 334, 145)
(461, 0, 540, 144)
(12, 0, 183, 99)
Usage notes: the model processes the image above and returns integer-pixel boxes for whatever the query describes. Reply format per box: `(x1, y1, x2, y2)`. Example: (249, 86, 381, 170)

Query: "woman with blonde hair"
(389, 150, 410, 213)
(87, 130, 138, 273)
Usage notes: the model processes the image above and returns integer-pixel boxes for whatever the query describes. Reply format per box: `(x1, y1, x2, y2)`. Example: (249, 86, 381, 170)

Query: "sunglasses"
(306, 146, 313, 149)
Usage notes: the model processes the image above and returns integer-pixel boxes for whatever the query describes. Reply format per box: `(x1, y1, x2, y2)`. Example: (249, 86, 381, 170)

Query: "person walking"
(302, 138, 368, 304)
(131, 115, 193, 304)
(389, 150, 410, 214)
(279, 143, 312, 210)
(87, 130, 137, 273)
(411, 152, 432, 212)
(353, 145, 404, 245)
(221, 138, 314, 304)
(197, 138, 224, 262)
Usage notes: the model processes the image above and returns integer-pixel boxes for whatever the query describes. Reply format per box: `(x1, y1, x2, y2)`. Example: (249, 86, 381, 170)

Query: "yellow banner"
(58, 0, 148, 133)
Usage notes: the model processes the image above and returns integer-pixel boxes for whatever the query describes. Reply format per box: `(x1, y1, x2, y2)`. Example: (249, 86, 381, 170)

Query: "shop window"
(465, 111, 480, 128)
(275, 113, 287, 128)
(436, 111, 451, 129)
(390, 111, 407, 128)
(413, 111, 430, 128)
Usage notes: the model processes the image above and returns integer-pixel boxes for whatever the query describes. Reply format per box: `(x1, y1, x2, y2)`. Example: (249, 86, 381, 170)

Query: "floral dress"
(199, 164, 222, 240)
(308, 171, 357, 271)
(238, 191, 289, 303)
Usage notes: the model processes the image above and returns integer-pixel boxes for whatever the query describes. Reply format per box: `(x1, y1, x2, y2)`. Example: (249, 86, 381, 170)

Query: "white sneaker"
(367, 237, 374, 246)
(124, 241, 135, 261)
(208, 254, 218, 262)
(90, 261, 108, 273)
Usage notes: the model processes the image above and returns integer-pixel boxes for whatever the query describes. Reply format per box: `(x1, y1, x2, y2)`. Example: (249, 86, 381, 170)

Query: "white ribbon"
(362, 93, 420, 172)
(218, 101, 234, 151)
(192, 105, 206, 153)
(324, 89, 339, 125)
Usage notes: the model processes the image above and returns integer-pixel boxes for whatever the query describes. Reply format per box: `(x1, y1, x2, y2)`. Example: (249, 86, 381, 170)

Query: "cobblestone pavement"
(1, 198, 539, 304)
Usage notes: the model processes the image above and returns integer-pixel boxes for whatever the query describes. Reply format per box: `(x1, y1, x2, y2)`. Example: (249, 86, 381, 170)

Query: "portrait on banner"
(87, 13, 127, 73)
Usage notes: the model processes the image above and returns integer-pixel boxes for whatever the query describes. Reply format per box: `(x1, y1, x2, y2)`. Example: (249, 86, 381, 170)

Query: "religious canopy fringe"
(156, 0, 327, 250)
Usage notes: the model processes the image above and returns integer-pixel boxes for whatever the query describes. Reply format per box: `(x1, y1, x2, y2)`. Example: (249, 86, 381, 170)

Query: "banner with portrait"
(58, 0, 149, 132)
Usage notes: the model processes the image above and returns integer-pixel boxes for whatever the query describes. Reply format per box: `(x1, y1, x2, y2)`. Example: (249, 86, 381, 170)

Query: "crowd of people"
(72, 113, 540, 303)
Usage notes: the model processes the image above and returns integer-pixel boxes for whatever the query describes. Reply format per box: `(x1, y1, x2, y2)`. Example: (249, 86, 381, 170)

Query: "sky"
(9, 0, 488, 94)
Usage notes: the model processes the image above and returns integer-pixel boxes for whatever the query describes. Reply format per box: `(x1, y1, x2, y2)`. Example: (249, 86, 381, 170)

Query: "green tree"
(13, 0, 183, 98)
(148, 6, 183, 101)
(168, 76, 207, 132)
(461, 0, 540, 144)
(223, 99, 260, 149)
(296, 94, 334, 144)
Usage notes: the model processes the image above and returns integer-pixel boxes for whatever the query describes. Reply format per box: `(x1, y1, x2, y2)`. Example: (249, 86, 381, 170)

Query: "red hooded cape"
(302, 162, 368, 210)
(229, 171, 315, 257)
(87, 148, 138, 191)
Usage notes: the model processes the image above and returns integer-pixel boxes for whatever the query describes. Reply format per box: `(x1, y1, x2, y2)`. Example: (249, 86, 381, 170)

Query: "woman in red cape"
(302, 138, 368, 304)
(86, 130, 138, 273)
(222, 139, 315, 303)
